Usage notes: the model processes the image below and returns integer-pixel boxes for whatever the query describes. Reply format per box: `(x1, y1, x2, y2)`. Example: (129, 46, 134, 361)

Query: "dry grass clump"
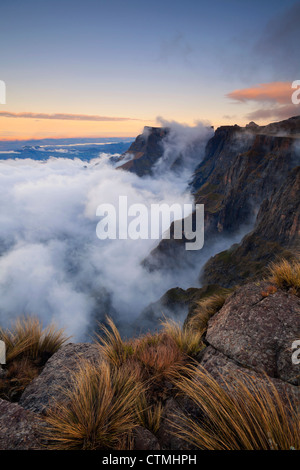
(96, 317, 199, 436)
(160, 317, 205, 357)
(188, 293, 229, 332)
(268, 258, 300, 296)
(0, 316, 68, 401)
(171, 365, 300, 450)
(44, 360, 143, 450)
(136, 392, 163, 435)
(97, 317, 190, 383)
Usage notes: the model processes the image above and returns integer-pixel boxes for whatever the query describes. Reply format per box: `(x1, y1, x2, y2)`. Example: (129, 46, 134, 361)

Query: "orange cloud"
(227, 81, 293, 105)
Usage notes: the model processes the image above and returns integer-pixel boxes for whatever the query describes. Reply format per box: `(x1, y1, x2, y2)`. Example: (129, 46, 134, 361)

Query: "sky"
(0, 0, 300, 139)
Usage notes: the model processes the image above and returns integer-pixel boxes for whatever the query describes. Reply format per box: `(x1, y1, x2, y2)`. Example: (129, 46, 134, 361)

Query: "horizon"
(0, 0, 300, 140)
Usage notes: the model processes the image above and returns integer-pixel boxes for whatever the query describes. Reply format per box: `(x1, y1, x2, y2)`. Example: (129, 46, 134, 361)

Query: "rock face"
(202, 165, 300, 287)
(200, 346, 299, 404)
(145, 116, 300, 274)
(0, 399, 44, 450)
(205, 282, 300, 385)
(19, 343, 101, 414)
(117, 126, 169, 176)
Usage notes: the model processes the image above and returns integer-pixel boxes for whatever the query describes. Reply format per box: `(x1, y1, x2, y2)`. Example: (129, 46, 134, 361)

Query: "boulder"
(206, 283, 300, 385)
(19, 343, 101, 415)
(0, 398, 45, 450)
(200, 346, 299, 404)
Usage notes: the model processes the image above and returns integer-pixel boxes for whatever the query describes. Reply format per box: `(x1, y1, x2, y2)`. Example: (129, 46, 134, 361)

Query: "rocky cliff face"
(144, 117, 300, 278)
(202, 166, 300, 287)
(117, 126, 169, 176)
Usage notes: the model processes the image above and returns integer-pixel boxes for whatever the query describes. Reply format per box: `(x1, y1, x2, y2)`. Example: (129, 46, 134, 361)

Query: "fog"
(0, 122, 218, 340)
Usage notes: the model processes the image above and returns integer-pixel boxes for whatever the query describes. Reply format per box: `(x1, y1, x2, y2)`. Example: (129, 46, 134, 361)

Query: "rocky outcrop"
(0, 399, 45, 450)
(117, 126, 169, 176)
(19, 343, 101, 415)
(205, 282, 300, 385)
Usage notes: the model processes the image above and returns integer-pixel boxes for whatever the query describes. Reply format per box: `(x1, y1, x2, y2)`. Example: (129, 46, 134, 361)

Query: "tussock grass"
(44, 360, 143, 450)
(0, 316, 68, 401)
(136, 392, 163, 435)
(160, 318, 205, 357)
(97, 318, 188, 383)
(0, 316, 68, 363)
(171, 365, 300, 450)
(96, 317, 133, 368)
(268, 258, 300, 296)
(188, 293, 229, 332)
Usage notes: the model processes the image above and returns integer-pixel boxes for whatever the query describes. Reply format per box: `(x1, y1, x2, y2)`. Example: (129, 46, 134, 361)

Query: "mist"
(0, 122, 216, 340)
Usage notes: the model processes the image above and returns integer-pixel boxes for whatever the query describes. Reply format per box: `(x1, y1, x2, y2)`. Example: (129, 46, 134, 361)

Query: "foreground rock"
(206, 282, 300, 385)
(19, 343, 101, 415)
(201, 346, 299, 404)
(0, 399, 45, 450)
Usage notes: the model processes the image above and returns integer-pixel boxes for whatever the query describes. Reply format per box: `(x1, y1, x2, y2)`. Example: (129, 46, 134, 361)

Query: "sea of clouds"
(0, 121, 232, 340)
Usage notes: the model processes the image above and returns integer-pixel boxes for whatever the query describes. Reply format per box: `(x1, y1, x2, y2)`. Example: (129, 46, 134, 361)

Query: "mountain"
(143, 117, 300, 279)
(116, 126, 169, 176)
(135, 117, 300, 327)
(202, 165, 300, 287)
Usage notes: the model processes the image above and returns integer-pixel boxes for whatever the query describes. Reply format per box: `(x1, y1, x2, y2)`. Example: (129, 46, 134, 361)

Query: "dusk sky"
(1, 0, 300, 139)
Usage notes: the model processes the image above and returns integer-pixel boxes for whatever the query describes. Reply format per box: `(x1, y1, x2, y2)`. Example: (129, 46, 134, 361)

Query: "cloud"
(227, 81, 300, 121)
(0, 122, 213, 340)
(0, 112, 141, 122)
(227, 82, 293, 105)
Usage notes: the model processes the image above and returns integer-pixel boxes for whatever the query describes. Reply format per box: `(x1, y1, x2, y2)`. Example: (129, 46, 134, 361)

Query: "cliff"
(116, 126, 169, 176)
(202, 165, 300, 287)
(144, 117, 300, 276)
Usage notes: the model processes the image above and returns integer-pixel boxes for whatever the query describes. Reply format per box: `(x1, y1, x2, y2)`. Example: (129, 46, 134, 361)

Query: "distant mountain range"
(0, 137, 134, 160)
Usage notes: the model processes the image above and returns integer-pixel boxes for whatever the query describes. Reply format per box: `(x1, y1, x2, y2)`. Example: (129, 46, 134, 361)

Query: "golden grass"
(0, 316, 68, 363)
(160, 317, 205, 357)
(188, 293, 229, 332)
(268, 258, 300, 296)
(43, 360, 143, 450)
(97, 317, 188, 383)
(0, 316, 69, 401)
(171, 365, 300, 450)
(96, 317, 134, 368)
(135, 392, 163, 435)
